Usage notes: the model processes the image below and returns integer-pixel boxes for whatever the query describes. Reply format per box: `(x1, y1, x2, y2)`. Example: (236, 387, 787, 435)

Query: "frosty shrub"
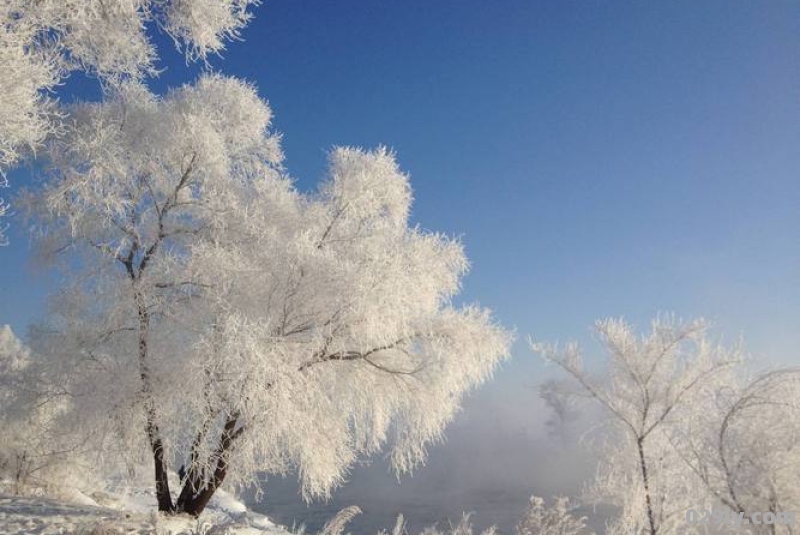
(423, 514, 497, 535)
(320, 506, 364, 535)
(515, 496, 592, 535)
(374, 512, 496, 535)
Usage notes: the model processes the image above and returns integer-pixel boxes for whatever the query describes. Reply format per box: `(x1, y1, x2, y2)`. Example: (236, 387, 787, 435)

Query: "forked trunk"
(175, 413, 242, 517)
(178, 453, 232, 517)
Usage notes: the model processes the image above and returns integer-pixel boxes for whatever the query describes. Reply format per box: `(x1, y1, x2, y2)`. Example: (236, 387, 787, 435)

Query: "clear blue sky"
(3, 0, 800, 368)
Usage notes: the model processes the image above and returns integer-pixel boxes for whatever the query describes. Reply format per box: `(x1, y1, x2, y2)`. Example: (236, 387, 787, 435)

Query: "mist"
(246, 358, 600, 535)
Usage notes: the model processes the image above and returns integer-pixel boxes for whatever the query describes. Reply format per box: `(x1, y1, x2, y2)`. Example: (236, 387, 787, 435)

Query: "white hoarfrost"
(534, 316, 743, 535)
(674, 367, 800, 534)
(515, 495, 592, 535)
(20, 75, 513, 515)
(1, 0, 261, 170)
(1, 0, 261, 244)
(0, 326, 28, 367)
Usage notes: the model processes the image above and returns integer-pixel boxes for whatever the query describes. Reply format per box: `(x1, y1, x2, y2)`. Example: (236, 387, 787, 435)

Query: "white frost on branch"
(534, 316, 742, 535)
(675, 367, 800, 535)
(0, 193, 8, 246)
(0, 0, 261, 171)
(515, 495, 592, 535)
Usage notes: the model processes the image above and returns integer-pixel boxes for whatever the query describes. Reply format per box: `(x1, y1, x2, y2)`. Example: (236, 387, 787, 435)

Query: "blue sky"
(3, 0, 800, 370)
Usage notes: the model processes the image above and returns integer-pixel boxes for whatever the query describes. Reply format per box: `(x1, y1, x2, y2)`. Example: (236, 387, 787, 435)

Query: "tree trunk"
(134, 288, 174, 513)
(637, 437, 657, 535)
(178, 451, 231, 517)
(151, 433, 174, 512)
(176, 413, 242, 517)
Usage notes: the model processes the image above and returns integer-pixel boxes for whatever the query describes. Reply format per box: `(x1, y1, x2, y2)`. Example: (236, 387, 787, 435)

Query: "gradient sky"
(2, 1, 800, 529)
(3, 0, 800, 426)
(4, 0, 800, 367)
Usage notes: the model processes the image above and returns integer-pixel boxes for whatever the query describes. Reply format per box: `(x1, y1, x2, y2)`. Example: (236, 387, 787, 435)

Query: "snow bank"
(0, 489, 286, 535)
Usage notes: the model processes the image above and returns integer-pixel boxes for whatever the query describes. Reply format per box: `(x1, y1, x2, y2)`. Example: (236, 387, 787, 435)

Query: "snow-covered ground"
(0, 487, 286, 535)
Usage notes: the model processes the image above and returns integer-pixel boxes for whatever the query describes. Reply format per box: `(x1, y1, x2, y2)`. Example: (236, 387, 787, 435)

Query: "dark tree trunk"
(178, 451, 231, 517)
(637, 437, 657, 535)
(134, 287, 174, 513)
(152, 434, 174, 512)
(176, 413, 243, 517)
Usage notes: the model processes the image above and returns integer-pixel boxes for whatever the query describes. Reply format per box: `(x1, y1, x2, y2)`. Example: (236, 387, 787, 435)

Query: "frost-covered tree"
(675, 368, 800, 534)
(0, 325, 74, 494)
(22, 75, 512, 516)
(533, 317, 740, 535)
(539, 378, 581, 440)
(0, 325, 33, 488)
(22, 73, 283, 511)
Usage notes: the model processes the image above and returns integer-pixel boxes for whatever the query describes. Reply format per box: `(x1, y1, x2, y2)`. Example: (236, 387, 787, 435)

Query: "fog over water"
(246, 359, 600, 535)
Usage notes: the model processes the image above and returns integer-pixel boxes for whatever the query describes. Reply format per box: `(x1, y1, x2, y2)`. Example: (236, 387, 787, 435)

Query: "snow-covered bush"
(417, 514, 497, 535)
(515, 496, 592, 535)
(314, 510, 497, 535)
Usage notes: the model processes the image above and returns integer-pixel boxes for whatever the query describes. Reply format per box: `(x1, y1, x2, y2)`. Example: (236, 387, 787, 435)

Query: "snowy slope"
(0, 488, 287, 535)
